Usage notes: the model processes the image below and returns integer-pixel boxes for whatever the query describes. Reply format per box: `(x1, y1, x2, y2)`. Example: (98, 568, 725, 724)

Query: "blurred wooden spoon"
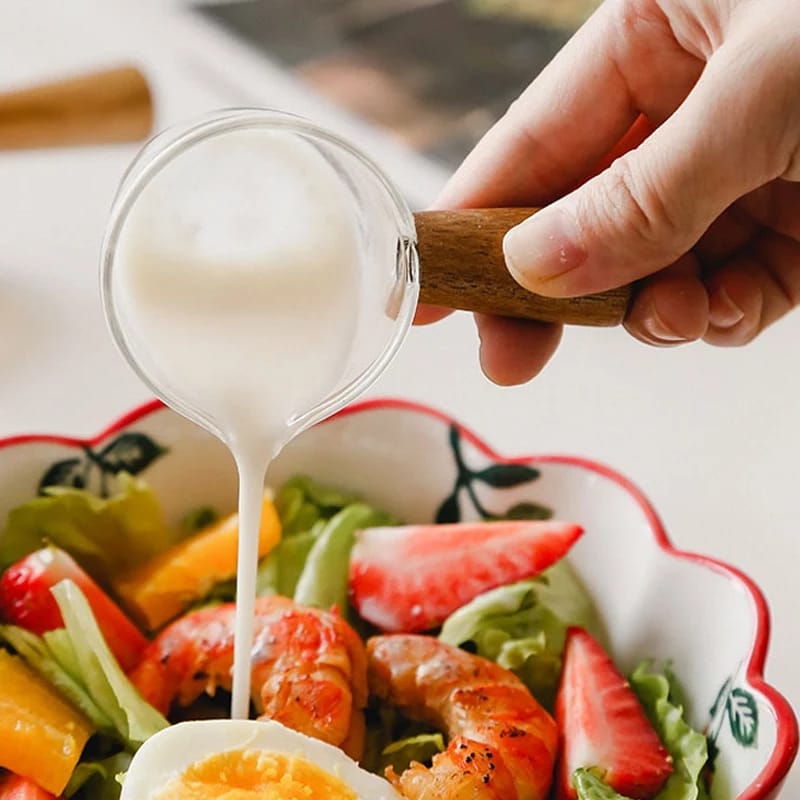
(0, 65, 153, 150)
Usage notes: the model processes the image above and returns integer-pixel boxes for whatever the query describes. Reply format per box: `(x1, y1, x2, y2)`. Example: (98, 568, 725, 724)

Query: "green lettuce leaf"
(573, 768, 633, 799)
(275, 475, 360, 538)
(0, 473, 174, 581)
(361, 705, 443, 777)
(439, 558, 603, 707)
(254, 548, 279, 596)
(1, 580, 168, 750)
(253, 475, 356, 598)
(64, 752, 131, 800)
(261, 475, 398, 606)
(293, 504, 396, 613)
(270, 528, 323, 597)
(380, 732, 445, 775)
(0, 623, 111, 729)
(50, 579, 169, 748)
(630, 662, 710, 800)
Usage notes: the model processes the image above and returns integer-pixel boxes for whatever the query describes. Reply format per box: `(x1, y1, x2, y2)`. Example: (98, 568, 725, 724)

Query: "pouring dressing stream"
(101, 111, 419, 719)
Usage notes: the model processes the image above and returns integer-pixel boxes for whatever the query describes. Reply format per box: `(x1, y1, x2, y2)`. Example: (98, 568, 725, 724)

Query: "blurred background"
(199, 0, 599, 166)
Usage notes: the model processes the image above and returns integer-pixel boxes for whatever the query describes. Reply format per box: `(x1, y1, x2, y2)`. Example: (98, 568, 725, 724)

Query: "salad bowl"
(0, 397, 796, 799)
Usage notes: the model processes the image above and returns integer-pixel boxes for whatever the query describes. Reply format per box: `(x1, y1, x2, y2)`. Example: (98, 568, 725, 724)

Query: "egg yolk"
(150, 749, 358, 800)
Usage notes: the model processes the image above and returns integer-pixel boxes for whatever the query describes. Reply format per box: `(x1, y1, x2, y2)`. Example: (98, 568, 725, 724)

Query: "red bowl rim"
(1, 396, 797, 799)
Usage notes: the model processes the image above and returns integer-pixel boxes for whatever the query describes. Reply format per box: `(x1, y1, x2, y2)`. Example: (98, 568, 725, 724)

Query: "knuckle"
(583, 155, 690, 261)
(503, 94, 544, 154)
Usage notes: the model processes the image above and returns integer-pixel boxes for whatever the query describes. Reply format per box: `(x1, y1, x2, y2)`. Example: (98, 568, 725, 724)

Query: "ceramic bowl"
(0, 398, 796, 799)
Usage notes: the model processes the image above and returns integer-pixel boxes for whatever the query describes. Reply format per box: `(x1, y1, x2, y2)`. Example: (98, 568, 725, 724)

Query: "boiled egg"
(120, 719, 402, 800)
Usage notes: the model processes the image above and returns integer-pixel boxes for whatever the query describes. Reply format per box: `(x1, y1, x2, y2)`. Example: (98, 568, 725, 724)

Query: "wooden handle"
(0, 65, 154, 150)
(414, 208, 631, 326)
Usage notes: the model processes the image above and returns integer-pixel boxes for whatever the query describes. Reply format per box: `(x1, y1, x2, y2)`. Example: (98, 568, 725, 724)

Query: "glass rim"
(100, 107, 420, 450)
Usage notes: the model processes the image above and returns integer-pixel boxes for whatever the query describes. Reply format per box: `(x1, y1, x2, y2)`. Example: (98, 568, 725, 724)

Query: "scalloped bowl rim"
(0, 396, 796, 799)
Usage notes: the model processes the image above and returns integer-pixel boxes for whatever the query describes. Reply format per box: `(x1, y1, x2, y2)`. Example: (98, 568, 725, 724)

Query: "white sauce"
(113, 129, 363, 718)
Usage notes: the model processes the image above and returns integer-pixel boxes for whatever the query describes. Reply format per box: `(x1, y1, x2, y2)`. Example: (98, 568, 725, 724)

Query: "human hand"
(417, 0, 800, 385)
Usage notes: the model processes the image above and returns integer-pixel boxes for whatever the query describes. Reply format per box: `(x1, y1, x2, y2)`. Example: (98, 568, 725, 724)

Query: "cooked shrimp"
(368, 634, 557, 800)
(128, 595, 368, 756)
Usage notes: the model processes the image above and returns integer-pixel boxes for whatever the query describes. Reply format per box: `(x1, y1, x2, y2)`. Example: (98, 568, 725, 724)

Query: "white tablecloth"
(0, 1, 797, 793)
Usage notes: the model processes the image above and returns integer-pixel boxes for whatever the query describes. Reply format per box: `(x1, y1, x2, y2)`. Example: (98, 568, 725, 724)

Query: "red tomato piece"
(0, 547, 148, 671)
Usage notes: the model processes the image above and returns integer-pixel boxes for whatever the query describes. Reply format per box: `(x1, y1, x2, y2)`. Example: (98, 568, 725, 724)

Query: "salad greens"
(630, 663, 711, 800)
(259, 475, 398, 617)
(194, 475, 399, 612)
(380, 732, 446, 774)
(64, 752, 131, 800)
(0, 579, 168, 750)
(0, 471, 714, 799)
(573, 769, 633, 799)
(361, 705, 446, 776)
(0, 473, 174, 579)
(293, 503, 395, 612)
(572, 663, 710, 800)
(51, 580, 169, 746)
(276, 475, 362, 535)
(439, 558, 605, 708)
(0, 623, 109, 727)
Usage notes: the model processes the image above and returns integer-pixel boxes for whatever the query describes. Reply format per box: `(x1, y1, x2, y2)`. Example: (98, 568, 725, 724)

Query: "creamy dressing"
(112, 129, 363, 718)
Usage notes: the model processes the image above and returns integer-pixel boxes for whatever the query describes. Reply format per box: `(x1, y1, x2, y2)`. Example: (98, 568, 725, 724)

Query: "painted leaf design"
(441, 423, 552, 524)
(38, 457, 85, 493)
(501, 501, 553, 520)
(709, 676, 732, 719)
(448, 425, 464, 464)
(727, 688, 758, 746)
(473, 463, 541, 488)
(96, 433, 166, 475)
(435, 493, 461, 523)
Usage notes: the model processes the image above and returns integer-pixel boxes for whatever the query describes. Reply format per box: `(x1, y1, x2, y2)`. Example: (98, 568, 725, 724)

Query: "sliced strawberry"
(0, 547, 148, 671)
(555, 627, 673, 800)
(349, 519, 582, 632)
(0, 774, 57, 800)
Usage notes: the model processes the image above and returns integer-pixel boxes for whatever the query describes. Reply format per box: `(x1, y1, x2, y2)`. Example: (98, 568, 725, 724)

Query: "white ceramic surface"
(0, 398, 796, 799)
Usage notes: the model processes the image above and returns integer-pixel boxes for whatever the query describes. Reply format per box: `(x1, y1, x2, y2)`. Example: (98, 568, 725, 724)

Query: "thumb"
(502, 44, 788, 298)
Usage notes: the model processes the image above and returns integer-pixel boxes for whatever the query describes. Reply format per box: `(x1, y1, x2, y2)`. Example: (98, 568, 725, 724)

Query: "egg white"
(120, 719, 402, 800)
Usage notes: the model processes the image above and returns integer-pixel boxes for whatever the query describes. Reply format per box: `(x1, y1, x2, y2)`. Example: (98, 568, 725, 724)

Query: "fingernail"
(503, 207, 587, 287)
(709, 286, 745, 329)
(640, 303, 689, 345)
